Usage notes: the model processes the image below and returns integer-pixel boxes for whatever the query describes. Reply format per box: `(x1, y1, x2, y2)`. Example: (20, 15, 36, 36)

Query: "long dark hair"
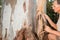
(57, 0, 60, 4)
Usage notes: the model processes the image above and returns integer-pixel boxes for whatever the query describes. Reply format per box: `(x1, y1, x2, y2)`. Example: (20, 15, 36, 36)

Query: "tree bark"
(36, 0, 46, 40)
(2, 0, 46, 40)
(2, 0, 36, 40)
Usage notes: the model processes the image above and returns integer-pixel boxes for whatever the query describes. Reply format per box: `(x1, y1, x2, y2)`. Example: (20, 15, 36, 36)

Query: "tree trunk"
(2, 0, 47, 40)
(2, 0, 36, 40)
(36, 0, 46, 40)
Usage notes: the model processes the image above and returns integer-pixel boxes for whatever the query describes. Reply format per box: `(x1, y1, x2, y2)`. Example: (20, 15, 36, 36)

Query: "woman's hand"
(43, 13, 57, 30)
(45, 25, 60, 37)
(44, 25, 53, 33)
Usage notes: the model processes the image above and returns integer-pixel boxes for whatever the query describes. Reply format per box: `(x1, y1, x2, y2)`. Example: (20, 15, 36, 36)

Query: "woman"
(44, 0, 60, 37)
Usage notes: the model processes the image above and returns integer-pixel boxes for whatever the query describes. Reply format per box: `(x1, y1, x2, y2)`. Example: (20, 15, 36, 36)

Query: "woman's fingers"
(44, 25, 53, 33)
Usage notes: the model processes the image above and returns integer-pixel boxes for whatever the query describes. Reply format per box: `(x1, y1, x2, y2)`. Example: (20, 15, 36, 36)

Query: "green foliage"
(0, 0, 2, 5)
(46, 0, 59, 24)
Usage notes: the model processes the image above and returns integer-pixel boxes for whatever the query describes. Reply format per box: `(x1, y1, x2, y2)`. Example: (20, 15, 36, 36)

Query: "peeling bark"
(36, 0, 47, 40)
(14, 27, 39, 40)
(4, 0, 17, 13)
(2, 0, 47, 40)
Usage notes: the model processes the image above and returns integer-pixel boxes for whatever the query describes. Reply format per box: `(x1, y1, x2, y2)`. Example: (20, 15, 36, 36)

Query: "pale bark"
(2, 0, 36, 40)
(2, 0, 47, 40)
(36, 0, 46, 40)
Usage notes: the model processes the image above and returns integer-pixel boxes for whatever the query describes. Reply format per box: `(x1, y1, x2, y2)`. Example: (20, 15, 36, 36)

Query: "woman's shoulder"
(57, 15, 60, 31)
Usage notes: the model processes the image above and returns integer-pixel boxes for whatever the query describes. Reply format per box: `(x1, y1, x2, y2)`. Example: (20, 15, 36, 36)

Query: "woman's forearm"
(50, 30, 60, 37)
(45, 25, 60, 37)
(47, 16, 57, 29)
(44, 14, 57, 29)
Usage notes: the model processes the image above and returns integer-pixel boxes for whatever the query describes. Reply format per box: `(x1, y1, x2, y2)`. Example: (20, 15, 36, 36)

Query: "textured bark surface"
(14, 25, 39, 40)
(2, 0, 47, 40)
(2, 0, 36, 40)
(36, 0, 47, 40)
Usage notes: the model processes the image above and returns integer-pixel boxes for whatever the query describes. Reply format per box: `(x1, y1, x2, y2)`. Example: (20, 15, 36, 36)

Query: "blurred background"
(0, 0, 2, 40)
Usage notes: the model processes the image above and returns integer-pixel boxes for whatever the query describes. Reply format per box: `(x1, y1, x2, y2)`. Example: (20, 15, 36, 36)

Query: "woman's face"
(52, 1, 60, 14)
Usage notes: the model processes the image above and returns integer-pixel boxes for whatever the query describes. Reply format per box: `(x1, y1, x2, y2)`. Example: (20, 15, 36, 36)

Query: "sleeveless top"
(57, 15, 60, 31)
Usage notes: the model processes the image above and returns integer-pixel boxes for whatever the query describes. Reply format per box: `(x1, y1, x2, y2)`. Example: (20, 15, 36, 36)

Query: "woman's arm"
(43, 14, 57, 29)
(45, 25, 60, 37)
(51, 30, 60, 37)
